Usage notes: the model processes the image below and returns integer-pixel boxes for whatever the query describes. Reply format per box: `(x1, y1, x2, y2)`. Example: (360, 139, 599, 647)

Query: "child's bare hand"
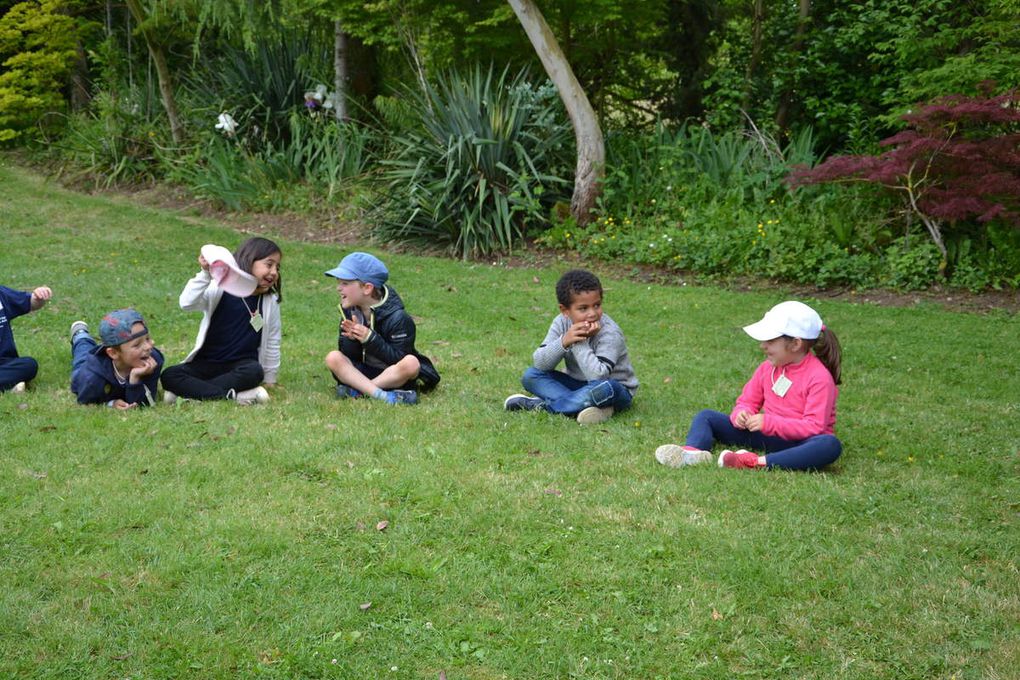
(112, 399, 136, 410)
(562, 321, 593, 348)
(745, 413, 765, 432)
(341, 318, 370, 342)
(129, 357, 158, 382)
(198, 254, 210, 273)
(734, 410, 750, 429)
(30, 286, 52, 310)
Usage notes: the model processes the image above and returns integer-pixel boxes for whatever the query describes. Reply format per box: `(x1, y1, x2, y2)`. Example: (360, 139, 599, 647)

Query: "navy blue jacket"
(72, 348, 165, 406)
(338, 286, 440, 391)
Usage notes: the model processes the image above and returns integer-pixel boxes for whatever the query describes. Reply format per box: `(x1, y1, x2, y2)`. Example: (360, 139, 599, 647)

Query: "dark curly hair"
(556, 269, 602, 307)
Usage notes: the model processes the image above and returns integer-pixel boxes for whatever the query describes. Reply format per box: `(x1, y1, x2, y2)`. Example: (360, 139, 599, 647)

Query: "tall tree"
(507, 0, 603, 225)
(124, 0, 183, 144)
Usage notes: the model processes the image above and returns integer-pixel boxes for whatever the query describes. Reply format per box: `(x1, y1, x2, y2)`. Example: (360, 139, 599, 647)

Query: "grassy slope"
(1, 160, 1018, 679)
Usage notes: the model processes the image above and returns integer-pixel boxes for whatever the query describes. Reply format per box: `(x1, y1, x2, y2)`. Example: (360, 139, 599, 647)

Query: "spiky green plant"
(376, 66, 572, 259)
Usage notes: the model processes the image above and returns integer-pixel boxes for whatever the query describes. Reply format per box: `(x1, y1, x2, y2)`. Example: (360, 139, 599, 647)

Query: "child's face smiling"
(109, 322, 154, 371)
(337, 279, 374, 308)
(251, 251, 281, 294)
(560, 289, 603, 325)
(760, 336, 804, 367)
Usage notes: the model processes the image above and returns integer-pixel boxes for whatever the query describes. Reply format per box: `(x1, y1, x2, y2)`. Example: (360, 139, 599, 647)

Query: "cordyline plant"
(789, 90, 1020, 275)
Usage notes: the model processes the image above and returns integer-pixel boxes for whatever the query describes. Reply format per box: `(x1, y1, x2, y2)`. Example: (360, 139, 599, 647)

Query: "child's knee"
(397, 354, 420, 378)
(325, 350, 348, 371)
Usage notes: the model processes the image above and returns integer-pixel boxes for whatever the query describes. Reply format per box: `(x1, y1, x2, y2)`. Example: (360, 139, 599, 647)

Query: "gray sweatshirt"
(532, 312, 639, 393)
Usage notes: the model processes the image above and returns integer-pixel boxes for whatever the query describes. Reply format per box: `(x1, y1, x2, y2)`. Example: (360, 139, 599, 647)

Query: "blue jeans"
(521, 367, 633, 416)
(71, 332, 97, 382)
(685, 409, 842, 471)
(0, 356, 38, 391)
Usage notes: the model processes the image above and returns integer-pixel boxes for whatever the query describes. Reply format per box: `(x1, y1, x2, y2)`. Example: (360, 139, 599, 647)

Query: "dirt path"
(89, 181, 1020, 316)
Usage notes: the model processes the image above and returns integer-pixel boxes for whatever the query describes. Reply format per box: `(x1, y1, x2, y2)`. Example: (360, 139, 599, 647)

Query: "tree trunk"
(507, 0, 603, 226)
(741, 0, 765, 118)
(125, 0, 184, 145)
(775, 0, 812, 134)
(333, 19, 349, 122)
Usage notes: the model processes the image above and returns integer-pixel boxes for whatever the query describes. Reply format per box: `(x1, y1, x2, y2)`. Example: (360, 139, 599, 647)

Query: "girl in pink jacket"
(655, 300, 843, 471)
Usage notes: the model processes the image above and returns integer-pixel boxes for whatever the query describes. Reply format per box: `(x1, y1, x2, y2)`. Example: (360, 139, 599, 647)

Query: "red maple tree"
(789, 90, 1020, 273)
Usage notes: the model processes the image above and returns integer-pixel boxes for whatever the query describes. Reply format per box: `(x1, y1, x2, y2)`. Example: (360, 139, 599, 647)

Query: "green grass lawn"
(1, 159, 1018, 679)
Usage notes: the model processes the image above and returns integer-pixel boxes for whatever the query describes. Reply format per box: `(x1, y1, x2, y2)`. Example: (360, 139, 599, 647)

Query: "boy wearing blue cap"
(324, 252, 440, 404)
(0, 284, 52, 393)
(69, 309, 164, 409)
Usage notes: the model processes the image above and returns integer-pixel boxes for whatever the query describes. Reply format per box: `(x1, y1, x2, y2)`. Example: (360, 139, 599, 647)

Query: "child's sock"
(372, 387, 389, 401)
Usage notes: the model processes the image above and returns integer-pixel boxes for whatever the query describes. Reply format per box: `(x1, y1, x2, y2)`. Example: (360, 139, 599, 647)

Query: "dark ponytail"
(809, 327, 842, 385)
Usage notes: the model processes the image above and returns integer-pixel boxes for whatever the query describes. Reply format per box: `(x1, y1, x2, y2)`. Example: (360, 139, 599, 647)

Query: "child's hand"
(734, 410, 750, 429)
(744, 413, 765, 432)
(30, 286, 52, 310)
(562, 321, 597, 348)
(111, 399, 136, 410)
(129, 356, 158, 383)
(198, 254, 210, 273)
(341, 318, 371, 343)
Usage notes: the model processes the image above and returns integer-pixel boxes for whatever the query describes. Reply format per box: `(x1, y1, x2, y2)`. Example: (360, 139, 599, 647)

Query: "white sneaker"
(654, 444, 713, 468)
(234, 386, 270, 405)
(69, 320, 89, 342)
(12, 381, 27, 393)
(576, 405, 613, 425)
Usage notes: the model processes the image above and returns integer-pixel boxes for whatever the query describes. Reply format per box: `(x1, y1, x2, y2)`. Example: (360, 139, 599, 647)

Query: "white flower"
(215, 113, 237, 136)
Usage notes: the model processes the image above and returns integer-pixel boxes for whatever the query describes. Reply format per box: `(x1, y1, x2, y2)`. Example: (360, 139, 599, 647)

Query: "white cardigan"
(178, 270, 281, 384)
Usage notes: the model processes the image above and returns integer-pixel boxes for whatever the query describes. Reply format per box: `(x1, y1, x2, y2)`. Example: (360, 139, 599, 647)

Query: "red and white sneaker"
(717, 449, 761, 469)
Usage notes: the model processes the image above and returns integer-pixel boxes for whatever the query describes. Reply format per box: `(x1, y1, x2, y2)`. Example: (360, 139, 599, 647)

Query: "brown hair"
(234, 237, 282, 301)
(807, 327, 842, 385)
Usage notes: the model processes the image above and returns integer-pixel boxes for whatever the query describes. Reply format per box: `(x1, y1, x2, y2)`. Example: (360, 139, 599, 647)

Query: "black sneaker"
(504, 394, 544, 411)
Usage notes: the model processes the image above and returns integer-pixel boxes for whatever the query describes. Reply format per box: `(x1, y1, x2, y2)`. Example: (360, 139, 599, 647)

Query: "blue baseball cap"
(324, 252, 389, 288)
(95, 308, 149, 353)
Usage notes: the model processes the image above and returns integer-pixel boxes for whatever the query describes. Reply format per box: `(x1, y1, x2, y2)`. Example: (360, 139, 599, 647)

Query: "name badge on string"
(249, 311, 265, 333)
(772, 373, 793, 397)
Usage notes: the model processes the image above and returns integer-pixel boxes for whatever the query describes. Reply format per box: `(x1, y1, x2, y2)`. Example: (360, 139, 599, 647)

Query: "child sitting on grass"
(504, 269, 638, 425)
(162, 238, 282, 406)
(0, 284, 51, 393)
(70, 309, 164, 409)
(324, 252, 440, 405)
(654, 300, 843, 471)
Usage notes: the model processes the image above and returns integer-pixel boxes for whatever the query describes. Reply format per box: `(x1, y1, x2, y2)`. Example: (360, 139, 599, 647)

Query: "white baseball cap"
(743, 301, 823, 341)
(201, 244, 257, 297)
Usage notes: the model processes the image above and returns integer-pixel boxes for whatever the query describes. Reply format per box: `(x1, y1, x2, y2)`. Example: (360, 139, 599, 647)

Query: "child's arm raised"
(179, 255, 216, 311)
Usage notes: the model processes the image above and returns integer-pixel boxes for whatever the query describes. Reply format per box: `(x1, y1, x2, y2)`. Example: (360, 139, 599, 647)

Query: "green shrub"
(375, 66, 572, 259)
(0, 0, 82, 142)
(48, 91, 166, 186)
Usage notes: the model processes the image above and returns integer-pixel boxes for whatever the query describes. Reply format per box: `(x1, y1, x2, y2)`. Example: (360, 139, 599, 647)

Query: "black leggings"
(161, 359, 263, 400)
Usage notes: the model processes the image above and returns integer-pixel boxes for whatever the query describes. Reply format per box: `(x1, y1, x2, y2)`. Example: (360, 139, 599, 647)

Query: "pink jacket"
(730, 353, 838, 440)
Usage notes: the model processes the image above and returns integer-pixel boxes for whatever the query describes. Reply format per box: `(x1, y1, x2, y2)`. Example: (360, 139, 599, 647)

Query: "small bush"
(375, 66, 572, 259)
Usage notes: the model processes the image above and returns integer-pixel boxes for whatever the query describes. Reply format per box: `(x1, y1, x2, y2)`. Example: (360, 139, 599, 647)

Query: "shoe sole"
(504, 393, 530, 410)
(655, 445, 712, 468)
(576, 406, 613, 425)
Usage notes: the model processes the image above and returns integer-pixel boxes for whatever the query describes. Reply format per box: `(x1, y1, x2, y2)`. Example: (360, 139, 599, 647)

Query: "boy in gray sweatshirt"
(504, 269, 638, 425)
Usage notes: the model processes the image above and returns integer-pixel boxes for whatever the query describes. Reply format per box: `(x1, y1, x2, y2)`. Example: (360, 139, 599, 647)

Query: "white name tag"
(772, 373, 792, 397)
(249, 311, 265, 333)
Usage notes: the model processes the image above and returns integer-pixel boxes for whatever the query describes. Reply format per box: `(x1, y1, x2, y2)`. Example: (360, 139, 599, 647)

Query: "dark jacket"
(72, 348, 165, 406)
(338, 286, 440, 391)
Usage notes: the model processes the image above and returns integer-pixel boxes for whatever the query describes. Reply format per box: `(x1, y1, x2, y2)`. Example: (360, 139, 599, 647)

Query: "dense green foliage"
(0, 0, 83, 141)
(1, 0, 1017, 288)
(375, 67, 572, 259)
(2, 161, 1018, 678)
